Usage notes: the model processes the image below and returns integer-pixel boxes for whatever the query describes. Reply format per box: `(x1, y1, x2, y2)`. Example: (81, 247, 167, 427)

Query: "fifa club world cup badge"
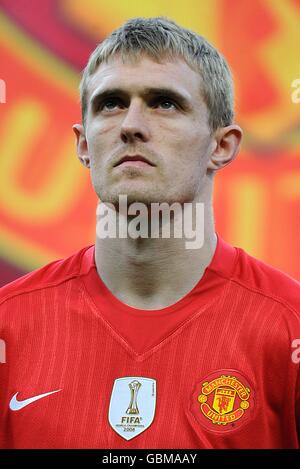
(190, 370, 256, 433)
(108, 377, 156, 440)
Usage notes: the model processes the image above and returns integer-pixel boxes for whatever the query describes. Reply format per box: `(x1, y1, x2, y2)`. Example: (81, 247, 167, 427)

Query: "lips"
(114, 155, 155, 167)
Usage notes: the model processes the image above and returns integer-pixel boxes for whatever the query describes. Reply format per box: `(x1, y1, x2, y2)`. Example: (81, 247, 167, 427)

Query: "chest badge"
(190, 370, 255, 432)
(108, 377, 156, 440)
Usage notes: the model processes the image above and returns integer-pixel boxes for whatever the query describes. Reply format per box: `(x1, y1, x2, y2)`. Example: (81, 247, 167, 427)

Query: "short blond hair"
(80, 17, 234, 131)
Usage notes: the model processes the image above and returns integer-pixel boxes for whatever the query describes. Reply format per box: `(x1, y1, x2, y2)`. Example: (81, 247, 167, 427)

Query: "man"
(0, 17, 299, 449)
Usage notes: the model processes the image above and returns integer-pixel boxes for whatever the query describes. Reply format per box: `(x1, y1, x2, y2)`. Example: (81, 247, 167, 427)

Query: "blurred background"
(0, 0, 299, 286)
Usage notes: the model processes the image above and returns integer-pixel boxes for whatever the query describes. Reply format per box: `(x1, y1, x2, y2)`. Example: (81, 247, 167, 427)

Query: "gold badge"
(108, 377, 156, 440)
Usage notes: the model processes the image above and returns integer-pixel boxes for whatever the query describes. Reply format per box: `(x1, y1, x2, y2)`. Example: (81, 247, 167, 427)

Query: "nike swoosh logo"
(9, 389, 62, 411)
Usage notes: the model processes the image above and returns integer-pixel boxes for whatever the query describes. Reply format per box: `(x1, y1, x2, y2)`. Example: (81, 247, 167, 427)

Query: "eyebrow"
(90, 87, 192, 112)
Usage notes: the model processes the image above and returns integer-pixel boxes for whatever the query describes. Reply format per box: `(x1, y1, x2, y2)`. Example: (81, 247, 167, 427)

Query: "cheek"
(87, 120, 117, 147)
(167, 135, 208, 188)
(86, 132, 113, 167)
(166, 128, 204, 168)
(181, 126, 210, 166)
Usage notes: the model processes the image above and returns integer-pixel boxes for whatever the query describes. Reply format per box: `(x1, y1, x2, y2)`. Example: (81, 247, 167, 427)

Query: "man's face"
(81, 54, 214, 206)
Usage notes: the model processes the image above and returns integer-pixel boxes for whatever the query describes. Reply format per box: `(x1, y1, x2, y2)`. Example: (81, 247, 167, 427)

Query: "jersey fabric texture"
(0, 233, 299, 448)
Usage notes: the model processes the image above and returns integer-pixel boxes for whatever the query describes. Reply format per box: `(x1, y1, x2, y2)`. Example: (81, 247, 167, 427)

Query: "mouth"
(114, 155, 156, 167)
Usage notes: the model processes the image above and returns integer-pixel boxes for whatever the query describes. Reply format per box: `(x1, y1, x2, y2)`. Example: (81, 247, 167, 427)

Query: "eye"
(155, 98, 177, 110)
(100, 98, 123, 112)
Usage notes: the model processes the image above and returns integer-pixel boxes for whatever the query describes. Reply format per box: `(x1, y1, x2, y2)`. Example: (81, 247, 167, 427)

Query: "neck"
(94, 192, 217, 310)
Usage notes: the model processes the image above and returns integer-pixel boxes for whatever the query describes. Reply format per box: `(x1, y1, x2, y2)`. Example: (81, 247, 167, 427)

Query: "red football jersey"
(0, 234, 299, 448)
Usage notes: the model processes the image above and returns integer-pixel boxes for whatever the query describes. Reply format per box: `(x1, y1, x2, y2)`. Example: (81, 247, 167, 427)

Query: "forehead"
(87, 54, 203, 103)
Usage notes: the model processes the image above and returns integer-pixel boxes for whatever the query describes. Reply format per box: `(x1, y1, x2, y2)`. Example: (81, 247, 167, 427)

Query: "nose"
(120, 100, 150, 144)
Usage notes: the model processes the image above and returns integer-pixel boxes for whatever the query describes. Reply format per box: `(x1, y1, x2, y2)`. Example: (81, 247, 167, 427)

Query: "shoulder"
(232, 245, 300, 317)
(0, 245, 93, 307)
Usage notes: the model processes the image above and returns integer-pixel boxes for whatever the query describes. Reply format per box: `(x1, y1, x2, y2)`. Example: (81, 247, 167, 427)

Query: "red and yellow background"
(0, 0, 300, 285)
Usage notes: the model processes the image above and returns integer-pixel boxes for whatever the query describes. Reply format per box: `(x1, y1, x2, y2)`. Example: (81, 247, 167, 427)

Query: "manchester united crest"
(190, 370, 255, 433)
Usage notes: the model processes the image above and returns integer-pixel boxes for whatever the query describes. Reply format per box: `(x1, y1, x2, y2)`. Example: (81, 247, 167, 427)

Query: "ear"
(207, 124, 243, 172)
(72, 124, 90, 168)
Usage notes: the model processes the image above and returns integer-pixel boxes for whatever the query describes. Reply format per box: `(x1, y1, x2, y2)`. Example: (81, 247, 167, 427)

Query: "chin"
(96, 182, 192, 207)
(98, 181, 145, 200)
(98, 190, 165, 209)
